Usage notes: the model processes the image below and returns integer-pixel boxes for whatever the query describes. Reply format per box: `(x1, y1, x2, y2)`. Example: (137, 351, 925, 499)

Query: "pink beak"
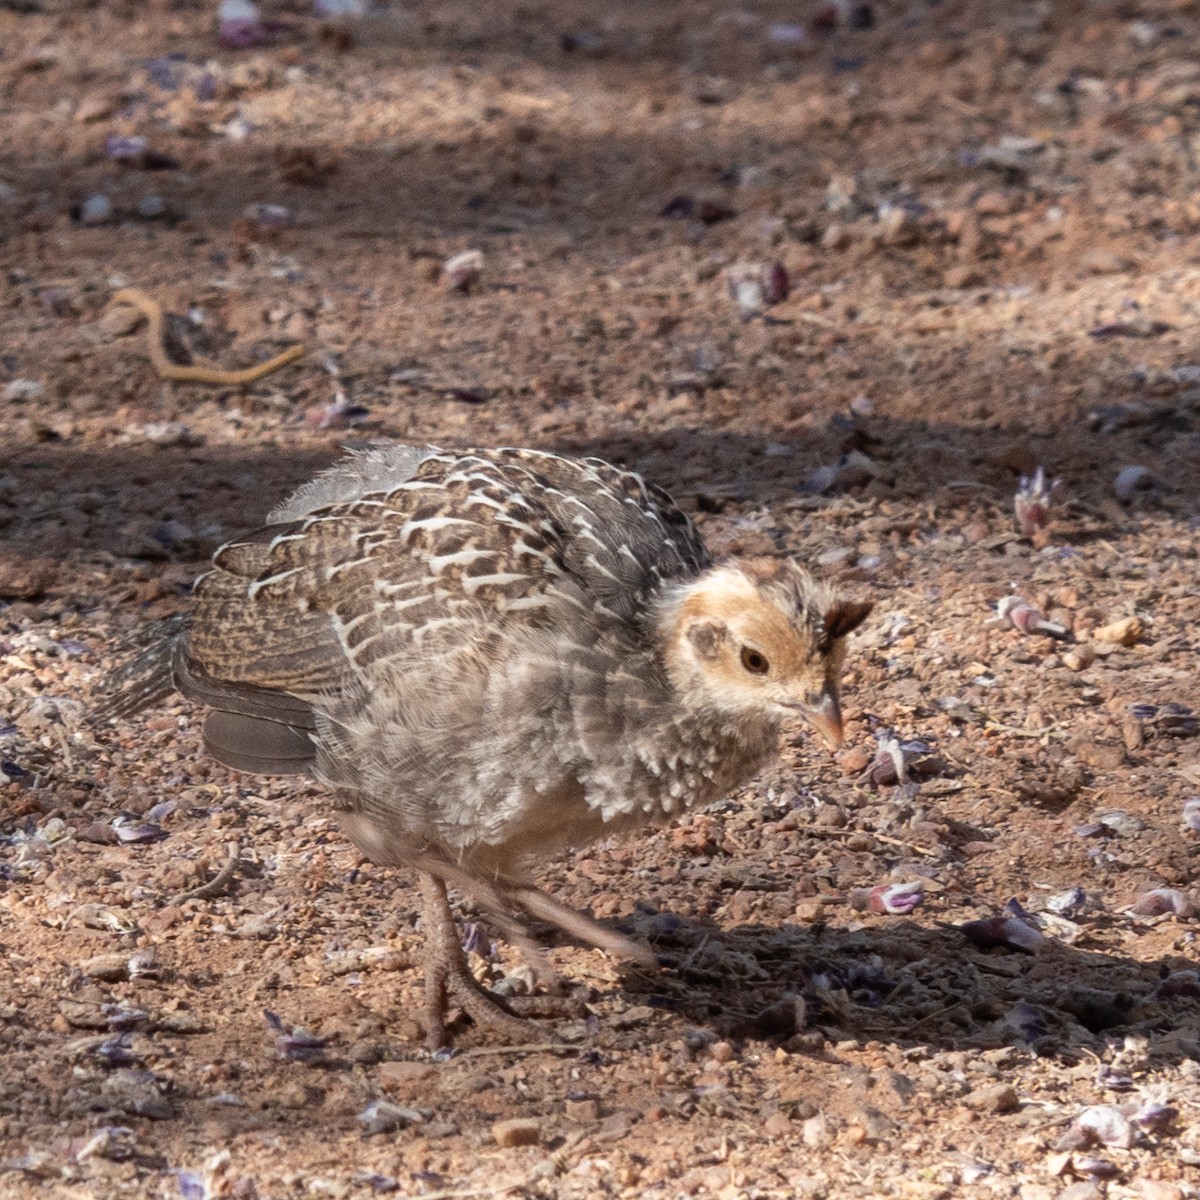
(804, 692, 844, 751)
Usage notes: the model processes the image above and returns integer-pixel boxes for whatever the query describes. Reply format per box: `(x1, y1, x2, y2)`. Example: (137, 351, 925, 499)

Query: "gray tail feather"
(92, 618, 185, 722)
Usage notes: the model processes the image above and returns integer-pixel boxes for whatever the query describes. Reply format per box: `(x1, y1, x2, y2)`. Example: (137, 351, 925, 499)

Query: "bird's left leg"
(415, 860, 593, 1018)
(416, 870, 539, 1049)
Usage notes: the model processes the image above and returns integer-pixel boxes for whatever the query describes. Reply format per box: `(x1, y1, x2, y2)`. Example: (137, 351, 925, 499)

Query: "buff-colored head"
(657, 558, 872, 747)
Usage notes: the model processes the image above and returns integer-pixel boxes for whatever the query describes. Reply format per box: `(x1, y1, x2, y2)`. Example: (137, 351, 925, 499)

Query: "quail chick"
(103, 445, 872, 1046)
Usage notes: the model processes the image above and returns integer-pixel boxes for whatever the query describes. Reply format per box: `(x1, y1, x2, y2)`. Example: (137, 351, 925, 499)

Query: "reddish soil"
(1, 1, 1199, 1197)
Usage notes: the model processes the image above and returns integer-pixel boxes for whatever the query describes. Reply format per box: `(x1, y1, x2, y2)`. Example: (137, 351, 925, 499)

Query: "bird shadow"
(590, 907, 1200, 1062)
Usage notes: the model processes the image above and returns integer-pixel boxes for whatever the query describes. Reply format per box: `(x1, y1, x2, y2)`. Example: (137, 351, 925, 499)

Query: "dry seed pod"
(1129, 888, 1196, 918)
(1130, 1100, 1177, 1132)
(1183, 797, 1200, 833)
(217, 0, 268, 47)
(1044, 885, 1086, 917)
(864, 731, 907, 786)
(867, 881, 924, 915)
(961, 916, 1044, 954)
(1058, 1105, 1135, 1150)
(442, 249, 483, 293)
(997, 595, 1068, 639)
(1153, 702, 1198, 737)
(726, 262, 789, 315)
(1013, 466, 1060, 537)
(264, 1010, 327, 1063)
(358, 1099, 424, 1134)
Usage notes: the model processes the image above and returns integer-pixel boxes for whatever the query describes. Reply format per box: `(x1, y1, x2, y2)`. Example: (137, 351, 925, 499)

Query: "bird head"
(658, 558, 872, 748)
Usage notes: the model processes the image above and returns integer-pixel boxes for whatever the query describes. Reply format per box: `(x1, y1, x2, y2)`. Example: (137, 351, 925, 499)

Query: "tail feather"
(92, 623, 183, 722)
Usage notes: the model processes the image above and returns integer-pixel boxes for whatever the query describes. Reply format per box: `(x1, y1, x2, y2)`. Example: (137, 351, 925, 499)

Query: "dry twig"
(112, 288, 304, 385)
(171, 843, 241, 904)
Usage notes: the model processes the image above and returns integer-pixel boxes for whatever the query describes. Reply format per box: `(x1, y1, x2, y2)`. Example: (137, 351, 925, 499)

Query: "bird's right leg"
(502, 881, 658, 968)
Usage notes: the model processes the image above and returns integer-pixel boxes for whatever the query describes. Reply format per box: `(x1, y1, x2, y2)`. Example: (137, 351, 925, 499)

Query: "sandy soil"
(1, 1, 1199, 1196)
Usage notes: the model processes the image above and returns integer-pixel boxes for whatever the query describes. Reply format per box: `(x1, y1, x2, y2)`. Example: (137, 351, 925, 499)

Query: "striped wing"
(182, 446, 707, 702)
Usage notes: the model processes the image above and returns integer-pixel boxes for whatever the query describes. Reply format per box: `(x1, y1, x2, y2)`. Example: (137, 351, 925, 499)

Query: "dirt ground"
(2, 0, 1200, 1196)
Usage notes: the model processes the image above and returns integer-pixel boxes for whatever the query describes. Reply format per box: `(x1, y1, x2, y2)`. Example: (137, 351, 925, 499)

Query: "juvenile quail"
(104, 445, 872, 1046)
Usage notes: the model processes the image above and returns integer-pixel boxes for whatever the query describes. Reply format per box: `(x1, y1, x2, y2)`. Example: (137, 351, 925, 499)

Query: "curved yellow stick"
(112, 287, 305, 386)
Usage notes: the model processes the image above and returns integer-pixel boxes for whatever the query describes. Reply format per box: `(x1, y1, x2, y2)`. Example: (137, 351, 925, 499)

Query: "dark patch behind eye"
(687, 619, 725, 660)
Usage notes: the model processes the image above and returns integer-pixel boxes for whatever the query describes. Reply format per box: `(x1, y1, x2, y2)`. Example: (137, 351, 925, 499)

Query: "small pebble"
(708, 1040, 735, 1063)
(565, 1097, 600, 1122)
(78, 194, 113, 225)
(3, 378, 45, 402)
(99, 305, 143, 338)
(243, 202, 291, 229)
(491, 1117, 541, 1148)
(377, 1061, 435, 1091)
(136, 195, 166, 219)
(139, 421, 197, 447)
(105, 135, 148, 164)
(80, 952, 132, 982)
(1061, 646, 1096, 671)
(1113, 465, 1157, 501)
(1139, 1184, 1184, 1200)
(835, 745, 872, 774)
(357, 1099, 423, 1134)
(801, 1114, 831, 1149)
(1094, 616, 1144, 647)
(314, 0, 369, 14)
(967, 1083, 1019, 1114)
(766, 22, 806, 45)
(75, 94, 117, 123)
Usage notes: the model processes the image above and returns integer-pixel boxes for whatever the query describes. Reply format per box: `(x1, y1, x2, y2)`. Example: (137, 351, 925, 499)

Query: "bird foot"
(440, 972, 544, 1047)
(420, 870, 578, 1049)
(502, 989, 591, 1021)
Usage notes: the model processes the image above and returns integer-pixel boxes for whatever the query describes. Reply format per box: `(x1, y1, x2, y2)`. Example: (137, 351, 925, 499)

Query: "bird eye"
(740, 647, 769, 675)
